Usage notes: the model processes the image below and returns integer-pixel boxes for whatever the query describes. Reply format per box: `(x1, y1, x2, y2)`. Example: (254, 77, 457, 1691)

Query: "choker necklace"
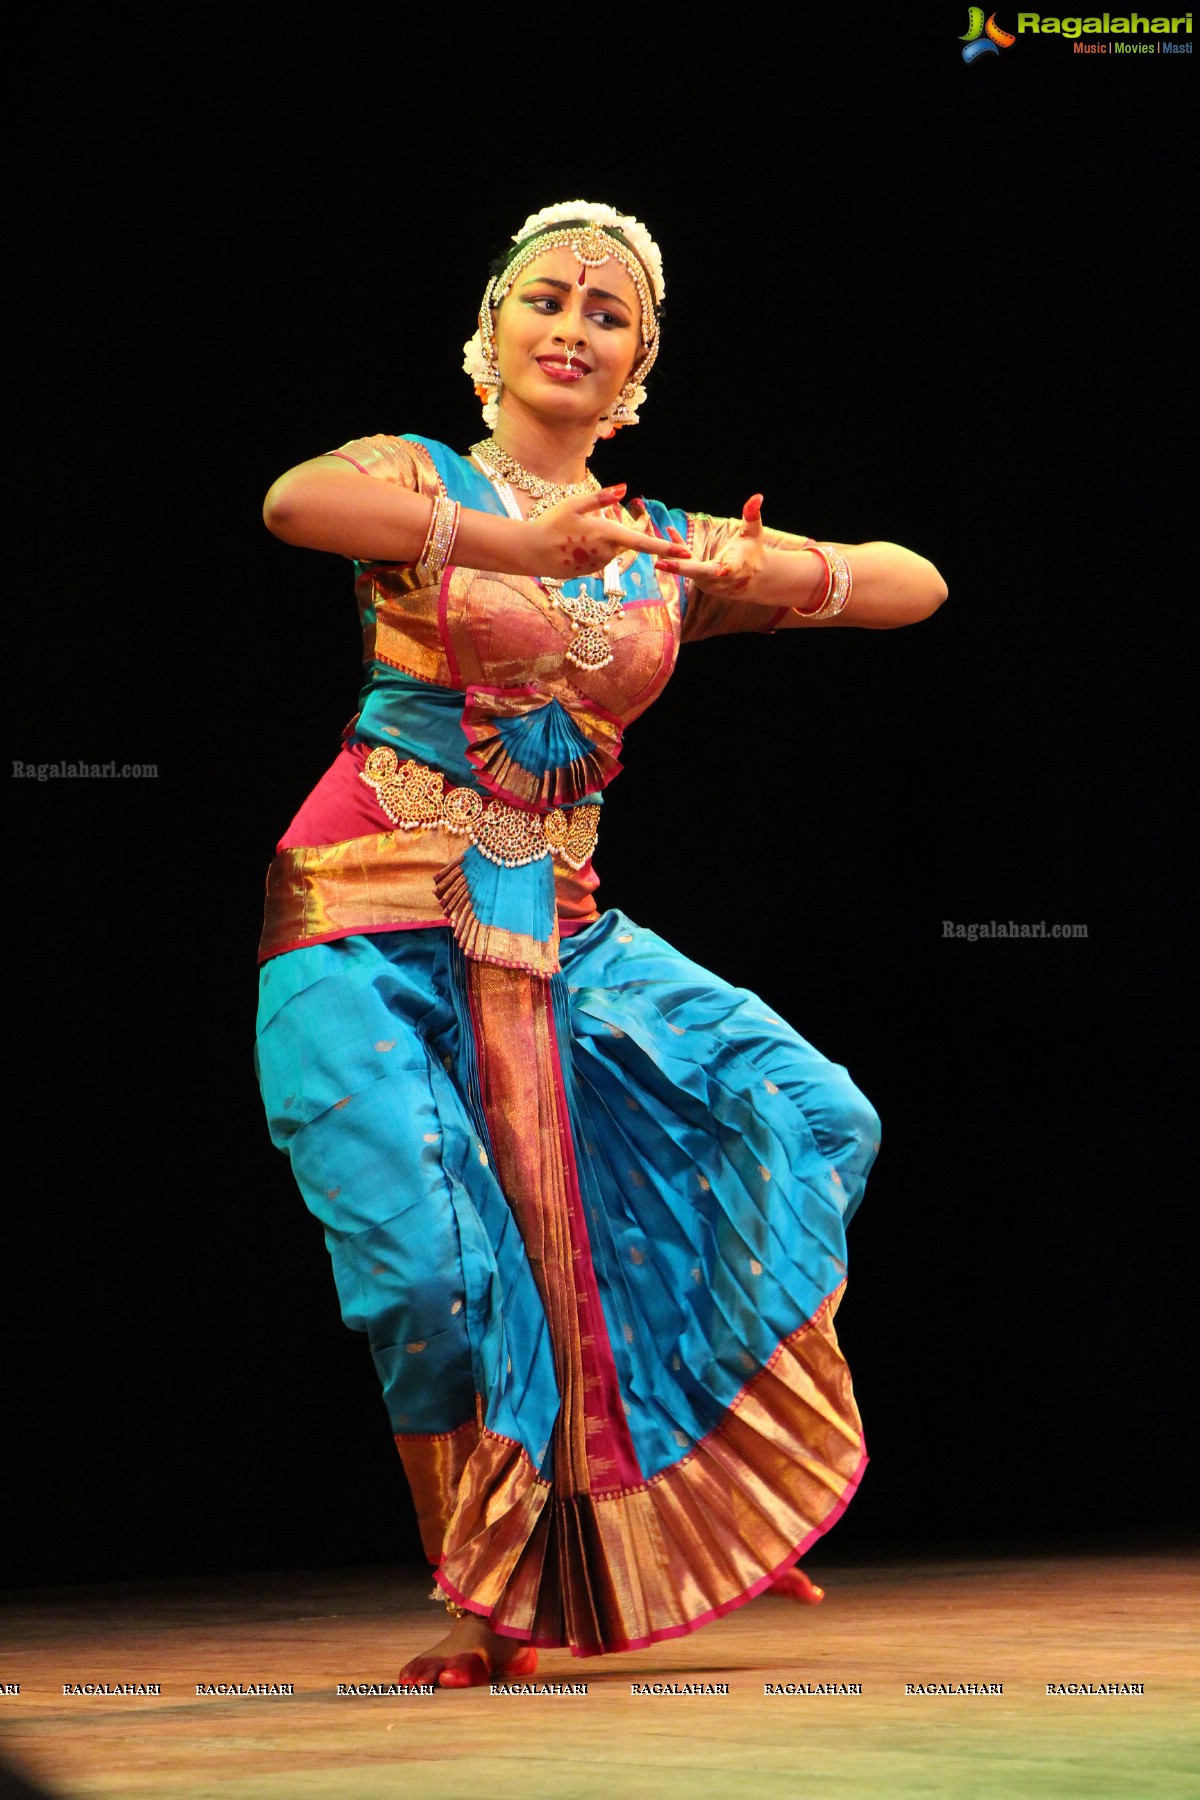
(470, 440, 625, 673)
(470, 438, 600, 523)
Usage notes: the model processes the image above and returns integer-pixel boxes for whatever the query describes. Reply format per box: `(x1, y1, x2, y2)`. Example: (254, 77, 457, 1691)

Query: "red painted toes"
(770, 1566, 825, 1604)
(437, 1651, 493, 1689)
(396, 1658, 441, 1688)
(398, 1643, 538, 1690)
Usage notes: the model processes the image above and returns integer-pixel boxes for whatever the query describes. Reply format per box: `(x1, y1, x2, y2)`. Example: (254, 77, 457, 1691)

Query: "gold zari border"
(414, 1286, 864, 1655)
(258, 827, 599, 964)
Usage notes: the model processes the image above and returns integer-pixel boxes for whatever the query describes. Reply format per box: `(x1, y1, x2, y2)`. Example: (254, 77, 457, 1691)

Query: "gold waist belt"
(358, 746, 600, 872)
(258, 750, 602, 968)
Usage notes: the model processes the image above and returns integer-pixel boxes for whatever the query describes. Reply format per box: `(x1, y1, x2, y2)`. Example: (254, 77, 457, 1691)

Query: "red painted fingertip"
(744, 494, 764, 521)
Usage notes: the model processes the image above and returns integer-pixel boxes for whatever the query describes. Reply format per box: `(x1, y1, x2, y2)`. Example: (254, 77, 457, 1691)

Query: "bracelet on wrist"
(415, 496, 461, 586)
(791, 541, 853, 620)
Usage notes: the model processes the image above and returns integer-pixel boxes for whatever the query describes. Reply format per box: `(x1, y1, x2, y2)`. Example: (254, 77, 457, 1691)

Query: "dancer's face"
(492, 246, 643, 428)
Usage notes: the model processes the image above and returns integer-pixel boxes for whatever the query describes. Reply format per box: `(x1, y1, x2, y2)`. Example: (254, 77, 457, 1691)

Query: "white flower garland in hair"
(511, 201, 665, 304)
(462, 328, 500, 429)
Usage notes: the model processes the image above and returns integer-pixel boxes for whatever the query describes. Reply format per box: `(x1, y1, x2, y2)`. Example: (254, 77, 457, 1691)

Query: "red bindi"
(576, 267, 587, 287)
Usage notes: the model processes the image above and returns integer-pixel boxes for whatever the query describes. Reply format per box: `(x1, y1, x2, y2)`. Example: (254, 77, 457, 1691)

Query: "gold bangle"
(792, 542, 853, 620)
(416, 496, 441, 572)
(443, 500, 462, 568)
(416, 497, 461, 587)
(421, 496, 456, 584)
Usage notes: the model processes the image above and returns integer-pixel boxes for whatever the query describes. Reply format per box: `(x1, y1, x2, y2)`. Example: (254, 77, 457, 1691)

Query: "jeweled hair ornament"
(462, 201, 665, 432)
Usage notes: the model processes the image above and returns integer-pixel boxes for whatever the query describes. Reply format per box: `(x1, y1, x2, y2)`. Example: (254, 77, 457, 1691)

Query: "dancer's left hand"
(654, 494, 766, 595)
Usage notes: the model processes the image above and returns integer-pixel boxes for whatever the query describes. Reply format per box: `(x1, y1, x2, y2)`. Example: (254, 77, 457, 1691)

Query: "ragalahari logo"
(960, 8, 1017, 57)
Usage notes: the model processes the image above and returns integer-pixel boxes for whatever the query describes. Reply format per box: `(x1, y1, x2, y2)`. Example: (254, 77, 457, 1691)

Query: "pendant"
(541, 559, 625, 673)
(565, 625, 615, 672)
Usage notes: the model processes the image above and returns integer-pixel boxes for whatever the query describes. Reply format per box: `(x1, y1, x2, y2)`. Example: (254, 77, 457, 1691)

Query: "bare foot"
(398, 1610, 537, 1689)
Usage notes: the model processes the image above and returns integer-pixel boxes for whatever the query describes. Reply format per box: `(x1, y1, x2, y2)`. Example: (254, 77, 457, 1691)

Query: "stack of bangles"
(792, 540, 853, 620)
(416, 495, 462, 585)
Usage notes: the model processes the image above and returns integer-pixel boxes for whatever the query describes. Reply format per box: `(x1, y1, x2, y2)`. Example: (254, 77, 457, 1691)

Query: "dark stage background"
(5, 8, 1192, 1588)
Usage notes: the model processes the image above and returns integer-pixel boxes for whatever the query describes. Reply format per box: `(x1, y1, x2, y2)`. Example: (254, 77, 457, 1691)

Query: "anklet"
(427, 1582, 468, 1618)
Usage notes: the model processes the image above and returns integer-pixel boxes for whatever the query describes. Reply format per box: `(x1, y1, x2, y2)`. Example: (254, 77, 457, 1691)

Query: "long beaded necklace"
(470, 437, 626, 673)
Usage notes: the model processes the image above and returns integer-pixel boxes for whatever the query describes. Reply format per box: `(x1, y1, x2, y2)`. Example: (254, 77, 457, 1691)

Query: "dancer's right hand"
(524, 488, 688, 580)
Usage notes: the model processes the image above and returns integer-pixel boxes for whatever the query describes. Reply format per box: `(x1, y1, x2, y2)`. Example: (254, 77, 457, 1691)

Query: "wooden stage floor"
(1, 1552, 1196, 1800)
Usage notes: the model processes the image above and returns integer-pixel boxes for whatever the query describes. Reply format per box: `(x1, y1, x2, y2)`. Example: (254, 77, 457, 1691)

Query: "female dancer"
(254, 200, 947, 1689)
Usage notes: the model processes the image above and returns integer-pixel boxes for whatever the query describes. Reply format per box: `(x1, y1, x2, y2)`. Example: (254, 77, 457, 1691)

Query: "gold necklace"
(470, 438, 600, 523)
(470, 442, 626, 672)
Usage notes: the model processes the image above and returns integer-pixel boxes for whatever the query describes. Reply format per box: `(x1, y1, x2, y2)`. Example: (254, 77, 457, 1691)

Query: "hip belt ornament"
(359, 745, 599, 871)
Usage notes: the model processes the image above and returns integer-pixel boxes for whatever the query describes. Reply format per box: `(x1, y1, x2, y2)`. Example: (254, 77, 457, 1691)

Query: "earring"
(608, 381, 644, 429)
